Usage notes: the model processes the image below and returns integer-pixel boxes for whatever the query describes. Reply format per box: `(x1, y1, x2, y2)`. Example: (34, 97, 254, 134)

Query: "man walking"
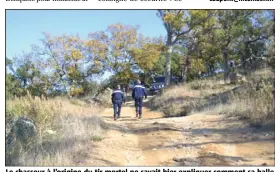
(132, 80, 147, 119)
(111, 85, 125, 121)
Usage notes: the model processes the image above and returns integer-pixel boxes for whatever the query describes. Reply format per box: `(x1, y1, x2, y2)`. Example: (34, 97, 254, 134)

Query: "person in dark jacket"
(132, 80, 147, 119)
(111, 85, 125, 121)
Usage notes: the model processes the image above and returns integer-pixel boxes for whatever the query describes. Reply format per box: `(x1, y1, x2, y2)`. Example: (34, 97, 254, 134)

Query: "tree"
(131, 42, 164, 78)
(87, 23, 139, 86)
(188, 15, 221, 78)
(238, 10, 274, 70)
(33, 33, 106, 97)
(6, 58, 25, 99)
(158, 10, 213, 85)
(213, 10, 257, 81)
(89, 23, 166, 87)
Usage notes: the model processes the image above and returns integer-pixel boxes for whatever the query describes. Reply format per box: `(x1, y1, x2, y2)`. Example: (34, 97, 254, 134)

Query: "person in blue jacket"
(132, 80, 147, 119)
(111, 85, 125, 121)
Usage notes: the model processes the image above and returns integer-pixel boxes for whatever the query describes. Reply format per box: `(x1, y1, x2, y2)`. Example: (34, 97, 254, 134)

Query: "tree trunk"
(182, 56, 190, 82)
(241, 42, 250, 70)
(210, 66, 215, 76)
(165, 34, 173, 86)
(223, 48, 229, 82)
(182, 65, 188, 82)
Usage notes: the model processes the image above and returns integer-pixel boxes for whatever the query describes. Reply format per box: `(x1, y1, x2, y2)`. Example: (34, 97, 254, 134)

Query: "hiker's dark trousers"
(134, 97, 143, 116)
(113, 100, 122, 119)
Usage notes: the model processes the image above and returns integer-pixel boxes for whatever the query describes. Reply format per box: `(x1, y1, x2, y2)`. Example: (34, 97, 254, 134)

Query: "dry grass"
(151, 69, 275, 127)
(6, 93, 105, 166)
(193, 83, 274, 127)
(151, 78, 235, 116)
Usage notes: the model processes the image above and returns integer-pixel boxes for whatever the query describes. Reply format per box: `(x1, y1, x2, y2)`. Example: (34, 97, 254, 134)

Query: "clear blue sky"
(6, 10, 167, 58)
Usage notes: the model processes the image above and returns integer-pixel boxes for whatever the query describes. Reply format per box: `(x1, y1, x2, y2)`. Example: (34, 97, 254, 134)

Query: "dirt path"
(85, 97, 275, 166)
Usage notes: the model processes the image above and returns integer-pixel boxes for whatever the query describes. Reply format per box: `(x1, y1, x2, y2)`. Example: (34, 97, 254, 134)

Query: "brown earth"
(82, 96, 275, 166)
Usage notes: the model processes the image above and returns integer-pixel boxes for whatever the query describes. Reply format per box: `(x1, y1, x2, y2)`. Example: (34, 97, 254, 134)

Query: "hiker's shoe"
(136, 114, 138, 118)
(114, 118, 117, 121)
(138, 115, 142, 119)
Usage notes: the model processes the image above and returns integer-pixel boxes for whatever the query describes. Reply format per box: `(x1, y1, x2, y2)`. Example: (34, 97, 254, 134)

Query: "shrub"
(6, 92, 61, 137)
(6, 93, 105, 166)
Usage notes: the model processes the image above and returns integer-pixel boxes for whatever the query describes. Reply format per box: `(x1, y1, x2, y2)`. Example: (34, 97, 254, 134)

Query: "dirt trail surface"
(85, 96, 274, 166)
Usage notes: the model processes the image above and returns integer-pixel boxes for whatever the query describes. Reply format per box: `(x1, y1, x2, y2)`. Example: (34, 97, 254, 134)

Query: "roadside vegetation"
(151, 69, 275, 128)
(6, 93, 105, 166)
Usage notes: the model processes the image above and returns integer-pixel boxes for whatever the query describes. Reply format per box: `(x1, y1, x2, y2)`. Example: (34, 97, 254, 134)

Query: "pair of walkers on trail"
(111, 80, 147, 121)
